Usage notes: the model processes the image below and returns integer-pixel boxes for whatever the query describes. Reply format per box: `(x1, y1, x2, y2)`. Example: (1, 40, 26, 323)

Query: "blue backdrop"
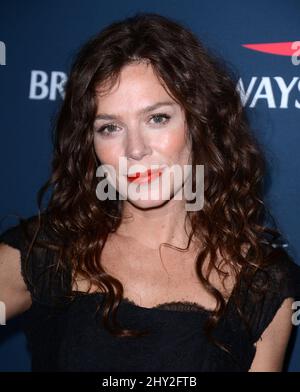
(0, 0, 299, 371)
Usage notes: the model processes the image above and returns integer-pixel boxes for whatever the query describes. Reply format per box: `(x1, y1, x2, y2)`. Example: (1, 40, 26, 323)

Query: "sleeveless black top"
(1, 215, 300, 372)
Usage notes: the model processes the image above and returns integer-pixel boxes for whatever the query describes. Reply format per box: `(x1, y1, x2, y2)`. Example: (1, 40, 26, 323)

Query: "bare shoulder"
(0, 242, 32, 320)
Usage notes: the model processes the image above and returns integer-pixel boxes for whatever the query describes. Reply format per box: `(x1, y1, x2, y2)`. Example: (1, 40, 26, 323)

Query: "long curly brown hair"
(9, 12, 290, 360)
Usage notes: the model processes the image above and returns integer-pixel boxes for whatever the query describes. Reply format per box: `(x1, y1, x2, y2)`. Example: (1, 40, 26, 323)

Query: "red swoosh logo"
(242, 41, 299, 56)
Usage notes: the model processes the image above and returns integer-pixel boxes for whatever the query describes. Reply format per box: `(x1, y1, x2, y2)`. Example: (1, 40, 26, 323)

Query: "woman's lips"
(127, 168, 164, 184)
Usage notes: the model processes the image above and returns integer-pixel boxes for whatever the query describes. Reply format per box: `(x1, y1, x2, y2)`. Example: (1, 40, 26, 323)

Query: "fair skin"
(93, 60, 193, 250)
(0, 61, 295, 371)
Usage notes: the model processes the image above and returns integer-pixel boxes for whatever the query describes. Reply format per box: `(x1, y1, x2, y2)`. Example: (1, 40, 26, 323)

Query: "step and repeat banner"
(0, 0, 299, 372)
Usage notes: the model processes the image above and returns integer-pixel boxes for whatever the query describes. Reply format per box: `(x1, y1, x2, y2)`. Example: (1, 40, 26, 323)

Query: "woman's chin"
(126, 197, 170, 210)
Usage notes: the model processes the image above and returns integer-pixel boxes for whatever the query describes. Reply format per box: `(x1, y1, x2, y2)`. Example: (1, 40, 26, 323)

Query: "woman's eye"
(96, 123, 119, 136)
(95, 113, 171, 136)
(149, 113, 171, 125)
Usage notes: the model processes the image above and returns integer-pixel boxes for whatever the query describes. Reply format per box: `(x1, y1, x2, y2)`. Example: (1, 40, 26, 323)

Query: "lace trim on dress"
(142, 300, 213, 313)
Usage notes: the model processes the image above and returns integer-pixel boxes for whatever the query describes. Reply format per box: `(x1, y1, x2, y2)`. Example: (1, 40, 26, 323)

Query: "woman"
(1, 12, 300, 372)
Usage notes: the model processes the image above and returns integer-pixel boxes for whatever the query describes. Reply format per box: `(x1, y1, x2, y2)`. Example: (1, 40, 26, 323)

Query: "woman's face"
(93, 61, 192, 209)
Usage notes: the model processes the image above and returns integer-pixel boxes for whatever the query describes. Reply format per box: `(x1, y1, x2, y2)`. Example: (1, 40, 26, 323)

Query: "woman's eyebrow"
(94, 101, 176, 121)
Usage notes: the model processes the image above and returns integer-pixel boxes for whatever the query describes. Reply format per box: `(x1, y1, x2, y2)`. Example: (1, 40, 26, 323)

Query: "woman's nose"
(125, 129, 152, 161)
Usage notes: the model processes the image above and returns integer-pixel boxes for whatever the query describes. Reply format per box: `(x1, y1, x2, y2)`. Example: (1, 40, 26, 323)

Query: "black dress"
(1, 216, 300, 372)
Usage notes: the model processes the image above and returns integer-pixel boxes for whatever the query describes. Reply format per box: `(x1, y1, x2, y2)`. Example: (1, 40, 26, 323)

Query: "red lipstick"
(127, 168, 163, 184)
